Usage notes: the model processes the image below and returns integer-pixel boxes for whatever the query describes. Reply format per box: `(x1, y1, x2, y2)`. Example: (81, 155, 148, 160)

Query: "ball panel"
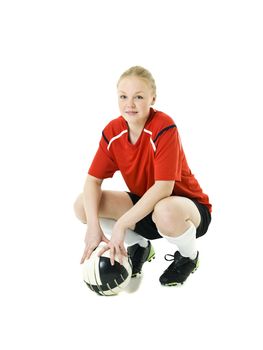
(83, 251, 98, 285)
(99, 257, 129, 285)
(83, 245, 133, 296)
(84, 281, 103, 295)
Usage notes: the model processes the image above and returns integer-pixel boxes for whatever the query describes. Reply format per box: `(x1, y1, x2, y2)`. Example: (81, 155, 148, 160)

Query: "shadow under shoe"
(127, 241, 155, 277)
(159, 251, 199, 286)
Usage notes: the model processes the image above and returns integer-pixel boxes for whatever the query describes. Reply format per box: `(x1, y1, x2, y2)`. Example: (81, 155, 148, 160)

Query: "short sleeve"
(154, 126, 183, 181)
(88, 133, 118, 179)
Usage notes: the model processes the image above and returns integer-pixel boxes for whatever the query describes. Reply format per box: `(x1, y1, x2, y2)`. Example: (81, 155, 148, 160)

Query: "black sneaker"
(159, 251, 199, 286)
(127, 241, 155, 277)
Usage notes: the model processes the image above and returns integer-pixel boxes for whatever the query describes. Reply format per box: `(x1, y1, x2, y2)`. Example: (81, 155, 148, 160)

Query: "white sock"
(99, 218, 148, 247)
(159, 223, 197, 260)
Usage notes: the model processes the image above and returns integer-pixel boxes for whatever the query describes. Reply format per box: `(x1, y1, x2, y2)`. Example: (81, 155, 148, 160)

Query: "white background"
(1, 0, 263, 349)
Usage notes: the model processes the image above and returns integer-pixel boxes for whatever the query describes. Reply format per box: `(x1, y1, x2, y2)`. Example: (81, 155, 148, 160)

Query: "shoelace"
(164, 252, 185, 268)
(164, 254, 176, 262)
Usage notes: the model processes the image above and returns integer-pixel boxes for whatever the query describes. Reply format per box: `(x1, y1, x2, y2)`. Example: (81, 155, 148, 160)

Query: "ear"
(151, 96, 156, 105)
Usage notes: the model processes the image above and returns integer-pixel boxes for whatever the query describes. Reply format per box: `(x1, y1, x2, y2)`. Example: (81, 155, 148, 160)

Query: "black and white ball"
(83, 244, 132, 296)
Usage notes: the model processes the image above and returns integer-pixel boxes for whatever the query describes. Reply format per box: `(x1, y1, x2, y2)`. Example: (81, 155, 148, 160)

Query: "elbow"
(84, 174, 103, 190)
(155, 180, 175, 198)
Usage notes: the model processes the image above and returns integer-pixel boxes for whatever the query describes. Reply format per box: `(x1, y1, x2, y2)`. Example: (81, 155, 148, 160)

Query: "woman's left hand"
(98, 222, 128, 265)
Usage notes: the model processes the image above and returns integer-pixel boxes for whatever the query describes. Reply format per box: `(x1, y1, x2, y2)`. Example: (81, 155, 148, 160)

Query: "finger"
(114, 246, 123, 265)
(102, 235, 110, 244)
(80, 248, 87, 264)
(97, 245, 110, 257)
(110, 246, 115, 266)
(118, 252, 123, 265)
(120, 245, 128, 257)
(85, 247, 95, 260)
(80, 246, 96, 264)
(80, 251, 88, 264)
(80, 251, 89, 264)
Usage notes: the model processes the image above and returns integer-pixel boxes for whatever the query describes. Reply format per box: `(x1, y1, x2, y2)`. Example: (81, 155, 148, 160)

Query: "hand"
(98, 222, 127, 265)
(80, 225, 109, 264)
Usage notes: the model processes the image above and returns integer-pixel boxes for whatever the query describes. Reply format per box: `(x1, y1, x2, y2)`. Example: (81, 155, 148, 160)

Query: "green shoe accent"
(147, 244, 155, 262)
(191, 259, 199, 273)
(166, 282, 180, 286)
(131, 272, 141, 277)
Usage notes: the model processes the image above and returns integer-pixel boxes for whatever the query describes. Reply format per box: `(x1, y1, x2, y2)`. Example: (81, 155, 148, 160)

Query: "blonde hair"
(117, 66, 156, 96)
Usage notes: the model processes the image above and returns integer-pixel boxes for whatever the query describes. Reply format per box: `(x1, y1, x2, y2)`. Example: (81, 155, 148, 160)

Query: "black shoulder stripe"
(102, 131, 109, 144)
(153, 124, 177, 143)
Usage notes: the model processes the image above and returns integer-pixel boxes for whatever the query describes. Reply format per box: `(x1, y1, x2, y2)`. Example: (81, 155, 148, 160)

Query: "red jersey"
(88, 108, 212, 212)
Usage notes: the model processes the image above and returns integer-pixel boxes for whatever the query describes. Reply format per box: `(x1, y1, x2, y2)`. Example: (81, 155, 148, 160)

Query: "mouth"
(125, 111, 138, 116)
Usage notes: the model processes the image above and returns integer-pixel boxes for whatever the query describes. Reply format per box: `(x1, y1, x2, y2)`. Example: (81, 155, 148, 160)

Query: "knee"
(73, 193, 86, 224)
(152, 200, 175, 232)
(152, 199, 186, 236)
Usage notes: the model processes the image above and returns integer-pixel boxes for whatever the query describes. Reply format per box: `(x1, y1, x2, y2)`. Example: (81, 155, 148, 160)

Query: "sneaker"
(127, 241, 155, 277)
(159, 251, 199, 286)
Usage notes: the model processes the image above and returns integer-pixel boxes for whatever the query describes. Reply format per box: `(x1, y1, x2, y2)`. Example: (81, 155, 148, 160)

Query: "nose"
(126, 98, 136, 108)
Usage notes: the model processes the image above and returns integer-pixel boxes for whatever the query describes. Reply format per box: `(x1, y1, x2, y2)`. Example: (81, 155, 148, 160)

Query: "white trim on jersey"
(107, 129, 128, 151)
(107, 128, 157, 152)
(143, 128, 156, 152)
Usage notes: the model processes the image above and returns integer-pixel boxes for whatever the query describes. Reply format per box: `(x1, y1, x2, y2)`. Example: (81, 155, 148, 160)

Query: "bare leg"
(73, 190, 135, 230)
(152, 196, 201, 237)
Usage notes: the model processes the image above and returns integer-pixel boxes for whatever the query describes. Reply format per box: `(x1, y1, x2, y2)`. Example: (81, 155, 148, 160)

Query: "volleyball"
(83, 244, 132, 296)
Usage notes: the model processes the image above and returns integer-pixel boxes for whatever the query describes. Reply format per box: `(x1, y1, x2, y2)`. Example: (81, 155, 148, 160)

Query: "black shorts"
(126, 192, 211, 240)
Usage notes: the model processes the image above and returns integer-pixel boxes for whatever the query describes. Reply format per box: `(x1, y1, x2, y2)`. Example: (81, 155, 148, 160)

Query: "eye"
(135, 95, 143, 100)
(119, 95, 127, 99)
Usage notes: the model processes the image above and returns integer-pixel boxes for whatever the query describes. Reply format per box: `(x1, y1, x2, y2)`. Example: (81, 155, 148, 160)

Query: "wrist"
(115, 218, 128, 231)
(88, 218, 100, 228)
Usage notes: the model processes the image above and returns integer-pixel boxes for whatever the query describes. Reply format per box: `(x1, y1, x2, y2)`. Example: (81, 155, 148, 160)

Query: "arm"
(82, 174, 103, 226)
(80, 175, 109, 263)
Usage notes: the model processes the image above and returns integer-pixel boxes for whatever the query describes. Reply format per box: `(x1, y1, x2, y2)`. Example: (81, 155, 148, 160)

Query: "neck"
(128, 119, 146, 133)
(126, 109, 152, 132)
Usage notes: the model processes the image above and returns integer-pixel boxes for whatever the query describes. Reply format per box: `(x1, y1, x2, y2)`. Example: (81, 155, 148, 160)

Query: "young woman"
(74, 66, 212, 286)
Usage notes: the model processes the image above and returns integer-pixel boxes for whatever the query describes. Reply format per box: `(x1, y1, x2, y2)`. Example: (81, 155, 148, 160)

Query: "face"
(117, 76, 156, 125)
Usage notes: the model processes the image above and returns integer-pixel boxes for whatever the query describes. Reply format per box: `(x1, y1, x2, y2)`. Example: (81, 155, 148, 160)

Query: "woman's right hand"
(80, 225, 109, 264)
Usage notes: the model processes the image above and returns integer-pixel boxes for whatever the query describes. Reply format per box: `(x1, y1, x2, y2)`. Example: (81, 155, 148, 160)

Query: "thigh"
(75, 190, 135, 224)
(99, 190, 134, 221)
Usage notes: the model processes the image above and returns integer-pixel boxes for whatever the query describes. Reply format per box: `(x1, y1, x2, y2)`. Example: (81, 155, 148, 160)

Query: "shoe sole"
(162, 260, 200, 286)
(131, 245, 156, 278)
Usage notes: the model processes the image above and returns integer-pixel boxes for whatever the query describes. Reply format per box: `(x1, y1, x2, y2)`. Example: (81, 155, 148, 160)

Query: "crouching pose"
(74, 66, 212, 286)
